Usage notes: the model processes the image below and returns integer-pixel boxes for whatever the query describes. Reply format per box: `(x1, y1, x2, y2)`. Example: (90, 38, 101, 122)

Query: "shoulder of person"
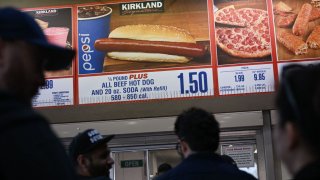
(237, 169, 257, 180)
(94, 176, 111, 180)
(78, 176, 110, 180)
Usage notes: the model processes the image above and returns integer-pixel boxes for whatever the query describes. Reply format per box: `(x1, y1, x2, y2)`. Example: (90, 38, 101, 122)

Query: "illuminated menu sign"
(24, 0, 320, 107)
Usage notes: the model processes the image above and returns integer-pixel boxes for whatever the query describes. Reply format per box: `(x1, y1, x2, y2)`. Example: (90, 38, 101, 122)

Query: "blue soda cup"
(78, 5, 112, 74)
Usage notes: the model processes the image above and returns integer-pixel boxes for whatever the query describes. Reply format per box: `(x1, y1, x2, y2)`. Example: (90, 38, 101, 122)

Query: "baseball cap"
(69, 129, 114, 161)
(0, 7, 75, 71)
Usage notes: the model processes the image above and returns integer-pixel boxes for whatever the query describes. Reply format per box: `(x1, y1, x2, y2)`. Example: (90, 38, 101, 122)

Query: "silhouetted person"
(0, 7, 76, 180)
(156, 108, 256, 180)
(275, 64, 320, 179)
(156, 163, 172, 176)
(69, 129, 115, 180)
(221, 154, 238, 168)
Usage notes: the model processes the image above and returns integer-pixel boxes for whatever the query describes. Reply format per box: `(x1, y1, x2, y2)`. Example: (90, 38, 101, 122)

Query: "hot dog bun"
(107, 52, 190, 63)
(105, 24, 200, 63)
(109, 24, 196, 43)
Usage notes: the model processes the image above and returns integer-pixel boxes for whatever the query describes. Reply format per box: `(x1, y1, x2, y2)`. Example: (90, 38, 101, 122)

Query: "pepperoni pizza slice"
(215, 8, 271, 58)
(237, 8, 268, 27)
(215, 5, 246, 27)
(216, 27, 270, 58)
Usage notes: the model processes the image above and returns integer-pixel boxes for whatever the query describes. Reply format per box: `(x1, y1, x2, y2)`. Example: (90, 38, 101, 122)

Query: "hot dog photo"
(94, 24, 206, 63)
(77, 0, 211, 74)
(214, 0, 272, 65)
(274, 0, 320, 61)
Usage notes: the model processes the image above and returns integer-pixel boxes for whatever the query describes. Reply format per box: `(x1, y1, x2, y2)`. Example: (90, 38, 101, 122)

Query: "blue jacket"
(0, 91, 77, 180)
(295, 160, 320, 180)
(78, 175, 111, 180)
(156, 152, 257, 180)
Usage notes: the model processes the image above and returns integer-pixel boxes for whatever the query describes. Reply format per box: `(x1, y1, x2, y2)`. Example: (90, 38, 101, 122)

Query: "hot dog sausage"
(94, 38, 206, 57)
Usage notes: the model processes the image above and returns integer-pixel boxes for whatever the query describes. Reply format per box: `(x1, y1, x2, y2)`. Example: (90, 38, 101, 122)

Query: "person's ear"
(0, 39, 5, 67)
(0, 40, 7, 78)
(285, 122, 299, 150)
(77, 154, 89, 169)
(0, 39, 4, 48)
(180, 140, 190, 154)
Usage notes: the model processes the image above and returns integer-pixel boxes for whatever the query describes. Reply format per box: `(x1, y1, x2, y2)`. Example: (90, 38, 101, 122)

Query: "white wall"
(52, 111, 263, 138)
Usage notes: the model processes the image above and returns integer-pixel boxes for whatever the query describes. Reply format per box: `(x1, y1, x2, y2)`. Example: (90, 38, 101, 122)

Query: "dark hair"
(174, 107, 220, 152)
(157, 163, 172, 174)
(70, 148, 94, 167)
(276, 64, 320, 153)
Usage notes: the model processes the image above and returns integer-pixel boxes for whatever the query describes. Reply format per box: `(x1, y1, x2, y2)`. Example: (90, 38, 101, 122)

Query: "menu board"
(79, 69, 213, 104)
(32, 78, 74, 107)
(23, 0, 320, 107)
(218, 64, 274, 95)
(24, 7, 75, 107)
(77, 0, 214, 104)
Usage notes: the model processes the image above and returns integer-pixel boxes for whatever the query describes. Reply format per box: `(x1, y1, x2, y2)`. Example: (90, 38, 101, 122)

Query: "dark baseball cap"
(0, 7, 75, 71)
(69, 129, 114, 161)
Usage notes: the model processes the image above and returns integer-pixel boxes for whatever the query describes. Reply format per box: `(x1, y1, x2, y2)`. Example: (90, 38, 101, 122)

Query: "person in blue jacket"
(156, 107, 256, 180)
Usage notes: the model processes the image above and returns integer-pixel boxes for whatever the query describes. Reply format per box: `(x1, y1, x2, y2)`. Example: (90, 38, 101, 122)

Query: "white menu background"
(78, 68, 214, 104)
(32, 78, 74, 107)
(218, 64, 275, 95)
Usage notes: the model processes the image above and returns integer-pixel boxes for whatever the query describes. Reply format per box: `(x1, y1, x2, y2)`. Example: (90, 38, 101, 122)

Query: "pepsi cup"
(78, 5, 112, 74)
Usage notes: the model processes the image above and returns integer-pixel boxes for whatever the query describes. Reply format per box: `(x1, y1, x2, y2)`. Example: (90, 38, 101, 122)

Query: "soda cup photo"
(78, 5, 112, 74)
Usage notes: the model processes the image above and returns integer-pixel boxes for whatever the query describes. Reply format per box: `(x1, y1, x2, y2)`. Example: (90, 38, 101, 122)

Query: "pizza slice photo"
(215, 5, 246, 27)
(214, 3, 272, 64)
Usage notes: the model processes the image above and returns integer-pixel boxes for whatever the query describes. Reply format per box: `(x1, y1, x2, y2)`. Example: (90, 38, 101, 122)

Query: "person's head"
(221, 154, 237, 168)
(275, 64, 320, 174)
(156, 163, 172, 176)
(0, 7, 74, 104)
(174, 107, 220, 158)
(69, 129, 115, 177)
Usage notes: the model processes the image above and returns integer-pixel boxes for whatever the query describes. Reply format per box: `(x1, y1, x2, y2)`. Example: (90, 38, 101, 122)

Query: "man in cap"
(275, 64, 320, 179)
(69, 129, 115, 180)
(0, 7, 76, 179)
(157, 107, 256, 180)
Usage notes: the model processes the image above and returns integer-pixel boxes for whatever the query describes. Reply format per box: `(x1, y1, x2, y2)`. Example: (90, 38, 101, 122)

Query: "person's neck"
(77, 168, 91, 177)
(16, 96, 32, 107)
(0, 90, 31, 107)
(286, 148, 318, 176)
(183, 149, 195, 159)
